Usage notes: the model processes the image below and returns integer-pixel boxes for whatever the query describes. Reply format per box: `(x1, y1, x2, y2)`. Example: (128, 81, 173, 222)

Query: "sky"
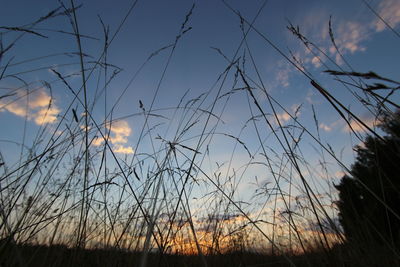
(1, 0, 400, 250)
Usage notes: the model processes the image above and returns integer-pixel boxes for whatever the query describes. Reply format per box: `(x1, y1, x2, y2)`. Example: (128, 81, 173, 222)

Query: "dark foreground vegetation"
(1, 242, 399, 267)
(336, 110, 400, 256)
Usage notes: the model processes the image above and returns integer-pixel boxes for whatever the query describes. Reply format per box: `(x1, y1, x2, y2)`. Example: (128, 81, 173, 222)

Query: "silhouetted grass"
(1, 0, 399, 266)
(2, 240, 384, 267)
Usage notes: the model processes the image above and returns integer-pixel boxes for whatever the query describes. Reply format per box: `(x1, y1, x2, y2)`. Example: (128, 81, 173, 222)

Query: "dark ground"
(0, 240, 399, 267)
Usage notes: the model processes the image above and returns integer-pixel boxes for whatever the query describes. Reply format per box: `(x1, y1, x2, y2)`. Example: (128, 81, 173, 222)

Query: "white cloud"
(266, 60, 292, 90)
(293, 10, 372, 67)
(269, 105, 301, 126)
(373, 0, 400, 32)
(319, 123, 332, 132)
(92, 136, 104, 147)
(113, 144, 134, 154)
(28, 90, 52, 109)
(93, 120, 134, 154)
(276, 111, 291, 123)
(290, 0, 400, 69)
(107, 120, 131, 136)
(291, 103, 302, 117)
(1, 100, 28, 117)
(328, 21, 368, 63)
(107, 120, 132, 145)
(34, 106, 60, 125)
(311, 56, 322, 68)
(343, 116, 377, 133)
(0, 89, 60, 125)
(276, 68, 290, 88)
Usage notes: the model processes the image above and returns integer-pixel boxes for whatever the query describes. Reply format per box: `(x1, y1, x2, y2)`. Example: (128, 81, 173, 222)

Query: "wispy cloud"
(93, 120, 134, 154)
(276, 111, 291, 123)
(319, 123, 332, 132)
(316, 119, 343, 132)
(276, 67, 291, 88)
(304, 18, 369, 66)
(0, 89, 60, 125)
(292, 0, 400, 68)
(343, 116, 377, 133)
(266, 60, 292, 90)
(332, 0, 400, 57)
(329, 21, 368, 57)
(311, 56, 322, 68)
(272, 104, 301, 125)
(373, 0, 400, 32)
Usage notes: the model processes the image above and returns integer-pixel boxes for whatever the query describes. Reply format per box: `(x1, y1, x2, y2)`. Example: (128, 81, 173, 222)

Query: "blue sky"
(1, 0, 399, 176)
(1, 0, 400, 247)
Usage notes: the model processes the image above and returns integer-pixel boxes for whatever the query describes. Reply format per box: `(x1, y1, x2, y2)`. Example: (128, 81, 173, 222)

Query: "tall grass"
(0, 1, 399, 266)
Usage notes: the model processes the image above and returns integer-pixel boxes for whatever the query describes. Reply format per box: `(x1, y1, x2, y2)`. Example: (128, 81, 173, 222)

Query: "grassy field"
(1, 1, 399, 266)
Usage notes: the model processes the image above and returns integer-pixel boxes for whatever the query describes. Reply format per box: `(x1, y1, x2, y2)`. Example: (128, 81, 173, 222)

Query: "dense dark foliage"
(335, 111, 400, 251)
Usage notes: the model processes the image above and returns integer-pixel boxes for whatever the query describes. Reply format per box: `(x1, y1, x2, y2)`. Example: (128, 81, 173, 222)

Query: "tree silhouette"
(335, 111, 400, 251)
